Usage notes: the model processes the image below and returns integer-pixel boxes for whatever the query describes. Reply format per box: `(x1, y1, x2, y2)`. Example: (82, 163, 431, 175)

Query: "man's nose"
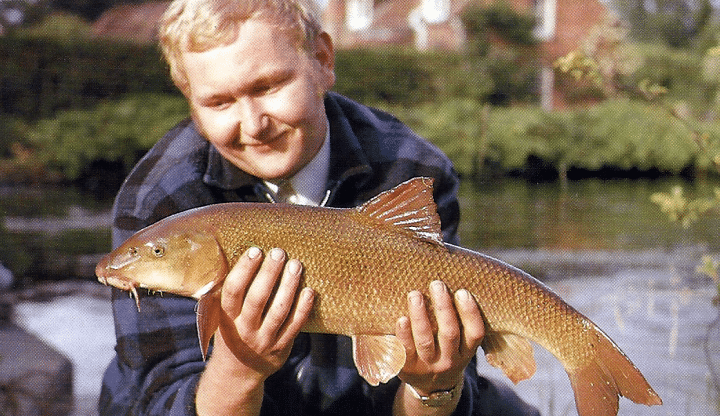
(238, 98, 270, 138)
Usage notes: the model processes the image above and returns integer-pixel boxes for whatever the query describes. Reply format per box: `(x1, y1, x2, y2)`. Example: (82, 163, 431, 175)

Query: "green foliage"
(29, 95, 707, 183)
(458, 2, 540, 106)
(0, 35, 178, 120)
(27, 93, 188, 180)
(0, 34, 531, 120)
(385, 99, 704, 178)
(651, 186, 720, 228)
(14, 12, 92, 39)
(628, 42, 714, 115)
(334, 48, 497, 106)
(461, 1, 538, 53)
(0, 115, 29, 156)
(333, 48, 438, 105)
(613, 0, 714, 48)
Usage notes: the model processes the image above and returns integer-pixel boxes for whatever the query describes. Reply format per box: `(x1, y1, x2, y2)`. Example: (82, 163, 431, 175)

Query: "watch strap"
(405, 378, 464, 407)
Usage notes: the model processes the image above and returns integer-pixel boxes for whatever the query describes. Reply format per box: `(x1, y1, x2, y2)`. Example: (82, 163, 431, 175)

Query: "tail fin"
(568, 331, 662, 416)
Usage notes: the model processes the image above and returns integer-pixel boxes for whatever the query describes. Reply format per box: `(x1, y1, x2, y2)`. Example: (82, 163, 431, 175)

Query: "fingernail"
(409, 291, 423, 306)
(431, 280, 445, 293)
(455, 289, 469, 302)
(301, 287, 314, 302)
(397, 316, 410, 330)
(270, 248, 285, 261)
(247, 246, 261, 259)
(288, 259, 302, 275)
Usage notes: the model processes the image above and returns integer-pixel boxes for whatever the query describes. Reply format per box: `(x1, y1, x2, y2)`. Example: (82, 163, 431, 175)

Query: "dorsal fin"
(357, 177, 444, 245)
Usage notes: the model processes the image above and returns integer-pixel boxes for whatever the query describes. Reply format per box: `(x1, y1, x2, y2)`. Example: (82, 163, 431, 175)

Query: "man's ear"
(313, 31, 336, 89)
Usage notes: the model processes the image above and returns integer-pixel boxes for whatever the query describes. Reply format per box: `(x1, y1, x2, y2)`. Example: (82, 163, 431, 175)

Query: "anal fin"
(481, 331, 536, 384)
(196, 284, 222, 361)
(352, 335, 407, 386)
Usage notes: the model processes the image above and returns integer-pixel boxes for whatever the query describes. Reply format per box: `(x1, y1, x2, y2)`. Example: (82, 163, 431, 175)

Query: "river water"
(5, 178, 720, 415)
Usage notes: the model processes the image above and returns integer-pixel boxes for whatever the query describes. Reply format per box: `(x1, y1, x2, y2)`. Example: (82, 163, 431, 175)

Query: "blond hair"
(159, 0, 323, 94)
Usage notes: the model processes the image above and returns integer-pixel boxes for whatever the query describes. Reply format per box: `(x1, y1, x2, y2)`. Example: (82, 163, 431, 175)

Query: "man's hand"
(394, 280, 484, 412)
(196, 247, 314, 415)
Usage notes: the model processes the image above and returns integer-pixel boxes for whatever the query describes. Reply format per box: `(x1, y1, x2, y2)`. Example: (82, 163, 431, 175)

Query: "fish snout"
(96, 255, 110, 285)
(95, 248, 141, 287)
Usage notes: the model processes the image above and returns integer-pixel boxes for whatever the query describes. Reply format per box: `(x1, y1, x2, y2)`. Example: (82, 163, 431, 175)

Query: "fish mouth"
(96, 259, 142, 311)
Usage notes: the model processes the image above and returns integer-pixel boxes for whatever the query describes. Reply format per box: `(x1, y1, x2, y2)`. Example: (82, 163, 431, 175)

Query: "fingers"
(221, 246, 264, 317)
(397, 281, 484, 363)
(455, 289, 484, 353)
(222, 247, 314, 338)
(242, 248, 289, 329)
(407, 289, 437, 362)
(212, 247, 314, 381)
(431, 281, 462, 355)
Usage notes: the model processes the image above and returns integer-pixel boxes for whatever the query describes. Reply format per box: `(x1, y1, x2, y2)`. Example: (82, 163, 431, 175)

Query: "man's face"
(181, 18, 335, 180)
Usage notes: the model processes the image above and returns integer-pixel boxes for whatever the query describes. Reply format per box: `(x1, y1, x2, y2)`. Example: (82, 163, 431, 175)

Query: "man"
(99, 0, 539, 415)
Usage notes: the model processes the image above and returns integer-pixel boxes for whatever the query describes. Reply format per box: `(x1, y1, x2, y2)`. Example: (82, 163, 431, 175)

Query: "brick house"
(323, 0, 607, 109)
(92, 0, 608, 109)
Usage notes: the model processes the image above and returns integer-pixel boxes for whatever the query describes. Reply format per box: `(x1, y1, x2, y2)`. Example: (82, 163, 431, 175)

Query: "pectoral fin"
(482, 332, 536, 384)
(196, 284, 222, 361)
(351, 335, 407, 386)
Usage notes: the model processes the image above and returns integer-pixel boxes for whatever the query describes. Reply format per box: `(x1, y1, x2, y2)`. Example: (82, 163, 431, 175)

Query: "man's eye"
(252, 84, 277, 95)
(209, 101, 231, 110)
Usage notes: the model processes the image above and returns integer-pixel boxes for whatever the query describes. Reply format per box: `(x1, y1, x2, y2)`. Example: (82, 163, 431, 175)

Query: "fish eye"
(128, 247, 138, 256)
(152, 244, 166, 258)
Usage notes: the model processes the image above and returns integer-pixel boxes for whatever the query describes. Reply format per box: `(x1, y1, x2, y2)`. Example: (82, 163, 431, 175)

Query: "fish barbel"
(96, 177, 661, 416)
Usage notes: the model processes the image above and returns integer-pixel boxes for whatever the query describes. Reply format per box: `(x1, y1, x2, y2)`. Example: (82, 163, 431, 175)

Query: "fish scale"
(96, 177, 661, 416)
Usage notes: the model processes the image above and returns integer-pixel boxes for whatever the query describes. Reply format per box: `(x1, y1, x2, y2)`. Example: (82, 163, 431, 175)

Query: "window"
(533, 0, 556, 40)
(346, 0, 373, 31)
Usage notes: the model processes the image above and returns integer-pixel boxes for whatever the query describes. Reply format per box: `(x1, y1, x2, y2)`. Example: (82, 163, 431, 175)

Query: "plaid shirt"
(99, 92, 538, 416)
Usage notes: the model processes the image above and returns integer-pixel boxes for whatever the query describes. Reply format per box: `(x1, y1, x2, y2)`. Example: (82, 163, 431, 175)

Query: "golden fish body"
(96, 178, 661, 416)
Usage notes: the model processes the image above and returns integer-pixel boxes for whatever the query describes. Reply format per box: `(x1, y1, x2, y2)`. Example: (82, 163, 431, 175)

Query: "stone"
(0, 323, 73, 416)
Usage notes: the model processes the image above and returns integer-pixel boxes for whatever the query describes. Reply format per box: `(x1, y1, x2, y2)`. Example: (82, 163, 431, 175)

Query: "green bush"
(334, 48, 495, 105)
(0, 35, 178, 120)
(385, 99, 707, 177)
(627, 42, 717, 116)
(27, 93, 188, 180)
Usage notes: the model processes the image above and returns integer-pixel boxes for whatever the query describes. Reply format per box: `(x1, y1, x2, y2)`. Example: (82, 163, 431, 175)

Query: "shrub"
(27, 93, 188, 180)
(386, 99, 707, 178)
(0, 35, 177, 120)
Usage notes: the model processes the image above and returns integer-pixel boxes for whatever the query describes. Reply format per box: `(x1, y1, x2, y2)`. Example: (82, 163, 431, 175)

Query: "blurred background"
(1, 0, 720, 414)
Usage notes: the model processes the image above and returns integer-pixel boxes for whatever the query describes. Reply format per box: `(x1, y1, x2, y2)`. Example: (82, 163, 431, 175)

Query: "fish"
(96, 177, 662, 416)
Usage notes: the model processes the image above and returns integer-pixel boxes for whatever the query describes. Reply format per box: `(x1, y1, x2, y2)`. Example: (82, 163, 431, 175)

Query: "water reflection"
(458, 178, 720, 251)
(0, 185, 112, 283)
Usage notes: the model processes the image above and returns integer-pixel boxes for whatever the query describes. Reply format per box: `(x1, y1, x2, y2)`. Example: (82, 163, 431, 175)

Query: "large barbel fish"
(96, 177, 661, 415)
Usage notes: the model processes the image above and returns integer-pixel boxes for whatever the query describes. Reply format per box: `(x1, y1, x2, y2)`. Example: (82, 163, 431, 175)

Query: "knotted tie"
(275, 180, 296, 203)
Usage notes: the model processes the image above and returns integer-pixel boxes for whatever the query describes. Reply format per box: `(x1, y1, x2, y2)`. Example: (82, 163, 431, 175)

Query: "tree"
(612, 0, 715, 47)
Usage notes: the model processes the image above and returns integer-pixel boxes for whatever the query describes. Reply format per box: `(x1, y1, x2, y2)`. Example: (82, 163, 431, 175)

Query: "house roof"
(91, 1, 169, 43)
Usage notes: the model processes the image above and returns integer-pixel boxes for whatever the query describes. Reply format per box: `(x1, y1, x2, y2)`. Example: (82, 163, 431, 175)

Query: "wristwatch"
(406, 379, 464, 407)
